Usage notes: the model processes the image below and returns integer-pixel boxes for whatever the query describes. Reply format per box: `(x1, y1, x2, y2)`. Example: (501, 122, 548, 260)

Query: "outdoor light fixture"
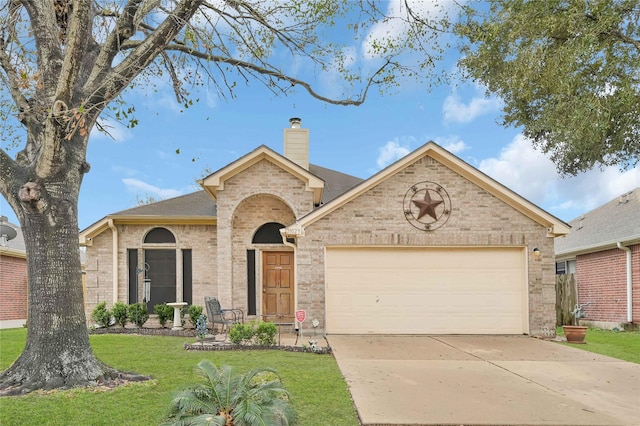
(533, 247, 541, 259)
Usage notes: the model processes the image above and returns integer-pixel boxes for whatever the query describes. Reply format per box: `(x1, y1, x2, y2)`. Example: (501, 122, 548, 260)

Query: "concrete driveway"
(328, 335, 640, 426)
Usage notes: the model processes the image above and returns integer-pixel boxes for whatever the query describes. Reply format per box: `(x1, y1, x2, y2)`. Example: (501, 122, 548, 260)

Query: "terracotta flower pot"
(562, 325, 588, 344)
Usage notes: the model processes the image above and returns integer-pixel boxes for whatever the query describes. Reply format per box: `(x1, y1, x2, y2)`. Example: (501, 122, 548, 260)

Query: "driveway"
(328, 335, 640, 426)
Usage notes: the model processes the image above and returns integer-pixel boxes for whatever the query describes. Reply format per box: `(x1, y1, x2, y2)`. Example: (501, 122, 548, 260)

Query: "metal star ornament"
(412, 189, 443, 220)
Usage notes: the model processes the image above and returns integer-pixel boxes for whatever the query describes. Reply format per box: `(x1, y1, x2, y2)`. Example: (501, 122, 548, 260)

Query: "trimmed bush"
(154, 303, 173, 328)
(255, 321, 277, 346)
(129, 303, 149, 328)
(112, 302, 128, 327)
(228, 323, 255, 345)
(187, 305, 203, 328)
(91, 302, 112, 328)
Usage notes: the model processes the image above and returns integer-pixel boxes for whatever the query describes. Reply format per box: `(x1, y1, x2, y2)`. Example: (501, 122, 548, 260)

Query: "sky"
(1, 2, 639, 231)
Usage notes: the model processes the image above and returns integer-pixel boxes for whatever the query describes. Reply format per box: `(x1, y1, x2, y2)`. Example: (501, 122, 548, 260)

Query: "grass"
(0, 328, 359, 425)
(556, 326, 640, 364)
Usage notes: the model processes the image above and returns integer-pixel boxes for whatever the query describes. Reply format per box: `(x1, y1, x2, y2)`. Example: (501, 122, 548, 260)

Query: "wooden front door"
(262, 252, 294, 323)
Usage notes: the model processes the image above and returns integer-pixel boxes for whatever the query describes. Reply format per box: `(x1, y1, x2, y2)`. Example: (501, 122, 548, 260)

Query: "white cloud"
(362, 1, 451, 60)
(122, 178, 182, 199)
(478, 134, 640, 221)
(433, 135, 468, 154)
(377, 139, 411, 169)
(442, 93, 502, 124)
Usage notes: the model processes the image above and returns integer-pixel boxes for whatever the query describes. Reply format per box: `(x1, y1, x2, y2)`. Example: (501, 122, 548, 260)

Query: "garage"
(325, 246, 528, 335)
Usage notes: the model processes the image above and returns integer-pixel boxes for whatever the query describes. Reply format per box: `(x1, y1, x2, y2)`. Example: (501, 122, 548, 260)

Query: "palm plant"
(163, 360, 297, 426)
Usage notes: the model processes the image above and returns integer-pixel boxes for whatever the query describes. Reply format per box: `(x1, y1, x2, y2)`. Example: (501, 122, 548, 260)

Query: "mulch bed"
(89, 327, 332, 354)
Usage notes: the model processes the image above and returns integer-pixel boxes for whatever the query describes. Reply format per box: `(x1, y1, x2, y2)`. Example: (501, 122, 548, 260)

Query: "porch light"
(533, 247, 541, 259)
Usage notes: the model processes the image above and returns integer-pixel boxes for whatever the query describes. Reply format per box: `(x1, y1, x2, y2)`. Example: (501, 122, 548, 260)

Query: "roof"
(200, 145, 325, 205)
(309, 164, 363, 204)
(112, 191, 216, 217)
(286, 141, 570, 236)
(79, 154, 362, 244)
(0, 220, 25, 258)
(555, 187, 640, 258)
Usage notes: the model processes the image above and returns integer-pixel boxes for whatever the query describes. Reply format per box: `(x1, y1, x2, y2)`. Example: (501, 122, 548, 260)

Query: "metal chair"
(204, 297, 244, 339)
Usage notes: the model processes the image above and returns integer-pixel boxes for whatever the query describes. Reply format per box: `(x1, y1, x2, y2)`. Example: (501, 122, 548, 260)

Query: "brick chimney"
(284, 117, 309, 170)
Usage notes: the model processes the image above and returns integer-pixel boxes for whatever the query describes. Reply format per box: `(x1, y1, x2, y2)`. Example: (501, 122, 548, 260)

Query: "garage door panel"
(325, 247, 527, 335)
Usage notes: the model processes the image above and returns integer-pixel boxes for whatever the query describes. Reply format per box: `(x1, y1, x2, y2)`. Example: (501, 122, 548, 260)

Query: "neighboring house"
(80, 118, 569, 337)
(555, 188, 640, 329)
(0, 218, 27, 329)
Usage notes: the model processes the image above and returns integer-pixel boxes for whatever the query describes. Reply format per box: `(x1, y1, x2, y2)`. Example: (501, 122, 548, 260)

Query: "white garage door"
(325, 247, 528, 334)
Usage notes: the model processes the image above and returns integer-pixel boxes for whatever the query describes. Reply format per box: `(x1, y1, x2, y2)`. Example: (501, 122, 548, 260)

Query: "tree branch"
(85, 0, 203, 106)
(156, 41, 391, 106)
(85, 0, 144, 92)
(54, 0, 91, 106)
(0, 44, 31, 125)
(19, 0, 62, 98)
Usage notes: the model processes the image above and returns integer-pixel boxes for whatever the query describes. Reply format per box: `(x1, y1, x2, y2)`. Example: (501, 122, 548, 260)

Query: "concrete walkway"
(329, 335, 640, 426)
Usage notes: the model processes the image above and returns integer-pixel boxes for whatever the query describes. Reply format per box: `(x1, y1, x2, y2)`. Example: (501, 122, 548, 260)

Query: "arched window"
(252, 222, 285, 244)
(144, 227, 175, 244)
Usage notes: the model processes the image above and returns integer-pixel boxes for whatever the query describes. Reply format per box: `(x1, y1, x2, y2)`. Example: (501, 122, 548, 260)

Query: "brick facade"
(576, 244, 640, 324)
(83, 150, 558, 336)
(299, 156, 554, 336)
(0, 253, 28, 324)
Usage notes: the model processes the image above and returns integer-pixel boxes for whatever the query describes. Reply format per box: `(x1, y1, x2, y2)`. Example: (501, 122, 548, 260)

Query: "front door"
(262, 252, 294, 323)
(145, 249, 176, 313)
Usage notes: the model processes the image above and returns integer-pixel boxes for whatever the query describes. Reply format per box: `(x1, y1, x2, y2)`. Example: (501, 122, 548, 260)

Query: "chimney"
(284, 117, 309, 169)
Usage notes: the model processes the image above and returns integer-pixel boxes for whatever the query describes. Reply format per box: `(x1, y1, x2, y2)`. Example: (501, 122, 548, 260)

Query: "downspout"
(108, 219, 118, 305)
(616, 242, 633, 323)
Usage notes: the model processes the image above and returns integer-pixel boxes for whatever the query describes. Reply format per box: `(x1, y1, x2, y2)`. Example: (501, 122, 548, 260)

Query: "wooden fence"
(556, 273, 577, 326)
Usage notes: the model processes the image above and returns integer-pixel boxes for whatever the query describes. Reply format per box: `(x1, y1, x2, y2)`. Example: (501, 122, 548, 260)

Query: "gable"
(288, 142, 569, 236)
(199, 145, 324, 205)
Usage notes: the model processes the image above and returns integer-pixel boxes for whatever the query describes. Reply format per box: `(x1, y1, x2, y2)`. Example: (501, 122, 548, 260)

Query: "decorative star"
(412, 190, 443, 221)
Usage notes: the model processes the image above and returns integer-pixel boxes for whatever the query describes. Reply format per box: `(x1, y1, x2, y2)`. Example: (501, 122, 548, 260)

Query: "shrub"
(128, 303, 149, 328)
(154, 303, 173, 328)
(111, 302, 128, 327)
(164, 361, 296, 426)
(187, 305, 203, 327)
(91, 302, 112, 328)
(255, 321, 277, 346)
(229, 322, 255, 345)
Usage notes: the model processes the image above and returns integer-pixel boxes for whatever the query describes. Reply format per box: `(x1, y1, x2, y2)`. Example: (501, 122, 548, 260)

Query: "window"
(144, 227, 176, 244)
(252, 222, 285, 244)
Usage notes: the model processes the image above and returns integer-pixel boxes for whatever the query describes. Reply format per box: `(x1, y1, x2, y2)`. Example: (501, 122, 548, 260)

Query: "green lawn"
(556, 327, 640, 364)
(0, 328, 359, 425)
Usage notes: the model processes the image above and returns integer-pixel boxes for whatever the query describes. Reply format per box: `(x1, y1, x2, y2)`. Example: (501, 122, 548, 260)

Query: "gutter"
(108, 219, 118, 305)
(616, 242, 633, 323)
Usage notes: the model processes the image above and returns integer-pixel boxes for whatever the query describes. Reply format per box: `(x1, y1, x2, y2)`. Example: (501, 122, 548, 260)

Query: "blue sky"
(1, 2, 639, 230)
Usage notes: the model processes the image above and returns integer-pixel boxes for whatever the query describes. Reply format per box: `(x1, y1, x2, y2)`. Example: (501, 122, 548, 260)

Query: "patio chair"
(204, 296, 244, 339)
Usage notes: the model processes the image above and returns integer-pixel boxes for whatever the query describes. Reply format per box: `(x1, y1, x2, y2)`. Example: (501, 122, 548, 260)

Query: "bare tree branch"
(18, 0, 62, 98)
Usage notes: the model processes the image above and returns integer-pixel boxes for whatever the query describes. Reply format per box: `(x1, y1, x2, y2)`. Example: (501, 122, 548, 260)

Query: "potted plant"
(562, 302, 591, 344)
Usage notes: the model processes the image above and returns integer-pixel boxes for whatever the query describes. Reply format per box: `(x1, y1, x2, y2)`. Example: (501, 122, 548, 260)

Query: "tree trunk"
(0, 176, 125, 395)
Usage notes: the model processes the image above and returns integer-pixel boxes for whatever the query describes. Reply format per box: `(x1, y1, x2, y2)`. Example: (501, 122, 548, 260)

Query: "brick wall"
(299, 155, 554, 336)
(577, 244, 640, 323)
(0, 254, 28, 322)
(83, 154, 557, 336)
(84, 224, 217, 321)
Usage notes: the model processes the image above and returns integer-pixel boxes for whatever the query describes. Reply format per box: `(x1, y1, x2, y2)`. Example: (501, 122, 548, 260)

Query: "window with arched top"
(144, 227, 176, 244)
(252, 222, 285, 244)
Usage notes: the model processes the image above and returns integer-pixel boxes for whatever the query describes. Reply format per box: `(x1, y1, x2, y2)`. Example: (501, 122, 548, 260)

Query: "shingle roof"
(309, 164, 363, 204)
(111, 191, 216, 217)
(554, 187, 640, 256)
(108, 164, 362, 218)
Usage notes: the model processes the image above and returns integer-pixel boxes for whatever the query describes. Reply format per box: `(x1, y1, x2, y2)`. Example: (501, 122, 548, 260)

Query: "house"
(0, 217, 27, 329)
(80, 118, 569, 337)
(555, 188, 640, 330)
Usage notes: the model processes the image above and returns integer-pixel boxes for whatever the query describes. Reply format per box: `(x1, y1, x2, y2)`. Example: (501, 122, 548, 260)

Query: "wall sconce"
(533, 247, 541, 260)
